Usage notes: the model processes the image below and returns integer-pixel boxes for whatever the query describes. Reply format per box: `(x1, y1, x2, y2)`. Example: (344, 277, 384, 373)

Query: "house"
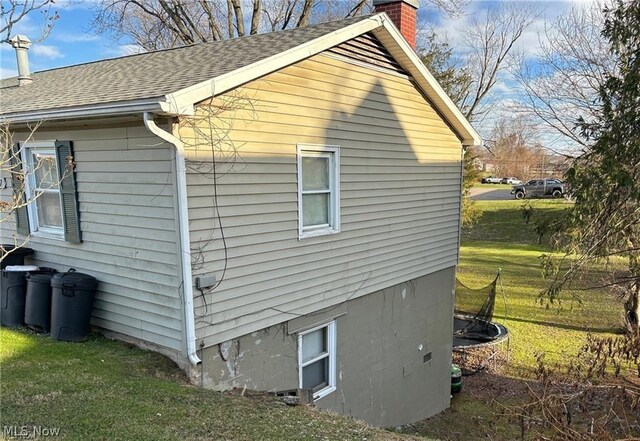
(0, 0, 480, 427)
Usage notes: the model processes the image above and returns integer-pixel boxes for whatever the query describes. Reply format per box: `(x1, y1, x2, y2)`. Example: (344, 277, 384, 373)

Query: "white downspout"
(143, 112, 201, 366)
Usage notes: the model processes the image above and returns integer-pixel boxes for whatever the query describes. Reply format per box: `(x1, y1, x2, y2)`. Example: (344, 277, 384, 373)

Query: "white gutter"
(0, 98, 177, 125)
(143, 112, 201, 366)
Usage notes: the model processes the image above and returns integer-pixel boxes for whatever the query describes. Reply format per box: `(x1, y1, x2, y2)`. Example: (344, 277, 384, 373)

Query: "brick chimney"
(373, 0, 418, 49)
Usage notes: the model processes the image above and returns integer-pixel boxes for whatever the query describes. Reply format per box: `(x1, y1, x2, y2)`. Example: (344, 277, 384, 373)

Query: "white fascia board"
(165, 16, 386, 110)
(0, 98, 171, 125)
(166, 13, 480, 146)
(371, 18, 482, 146)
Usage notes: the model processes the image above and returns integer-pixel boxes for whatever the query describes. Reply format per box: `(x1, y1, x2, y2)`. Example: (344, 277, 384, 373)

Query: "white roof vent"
(9, 35, 33, 86)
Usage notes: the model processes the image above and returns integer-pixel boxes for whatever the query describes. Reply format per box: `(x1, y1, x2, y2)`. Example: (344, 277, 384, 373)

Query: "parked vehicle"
(481, 176, 503, 184)
(500, 177, 522, 185)
(511, 179, 567, 199)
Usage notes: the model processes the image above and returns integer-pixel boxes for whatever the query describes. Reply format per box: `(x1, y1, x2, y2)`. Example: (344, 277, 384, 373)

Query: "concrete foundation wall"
(197, 267, 455, 427)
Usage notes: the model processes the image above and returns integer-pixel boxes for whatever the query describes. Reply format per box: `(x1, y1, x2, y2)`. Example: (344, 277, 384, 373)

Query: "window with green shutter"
(13, 141, 81, 243)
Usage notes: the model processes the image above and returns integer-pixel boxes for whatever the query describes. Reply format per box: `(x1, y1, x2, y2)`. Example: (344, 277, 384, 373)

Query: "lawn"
(1, 199, 628, 441)
(0, 330, 419, 441)
(459, 199, 624, 376)
(402, 199, 629, 440)
(474, 183, 514, 190)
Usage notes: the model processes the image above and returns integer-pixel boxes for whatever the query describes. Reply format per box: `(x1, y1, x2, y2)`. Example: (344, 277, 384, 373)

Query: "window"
(12, 141, 81, 243)
(298, 321, 336, 400)
(297, 145, 340, 239)
(23, 146, 64, 236)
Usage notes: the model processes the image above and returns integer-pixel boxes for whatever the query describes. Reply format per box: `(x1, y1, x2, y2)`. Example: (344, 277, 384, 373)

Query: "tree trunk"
(295, 0, 314, 28)
(626, 248, 640, 334)
(625, 284, 639, 335)
(226, 0, 235, 38)
(250, 0, 261, 35)
(230, 0, 245, 36)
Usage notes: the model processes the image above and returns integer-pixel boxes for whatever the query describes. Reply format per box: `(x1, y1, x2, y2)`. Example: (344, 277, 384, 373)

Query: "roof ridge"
(5, 14, 373, 78)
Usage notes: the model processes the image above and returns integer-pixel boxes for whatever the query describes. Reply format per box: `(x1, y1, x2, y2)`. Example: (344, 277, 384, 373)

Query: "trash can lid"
(51, 269, 97, 289)
(4, 265, 40, 272)
(26, 268, 57, 282)
(0, 245, 34, 256)
(28, 267, 57, 275)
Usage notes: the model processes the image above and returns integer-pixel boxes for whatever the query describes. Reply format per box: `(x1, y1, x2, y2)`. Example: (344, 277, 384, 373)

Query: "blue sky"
(1, 0, 589, 78)
(1, 1, 121, 78)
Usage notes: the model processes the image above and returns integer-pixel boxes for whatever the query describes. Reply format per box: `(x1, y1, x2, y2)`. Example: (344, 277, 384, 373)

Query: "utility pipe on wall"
(143, 112, 201, 366)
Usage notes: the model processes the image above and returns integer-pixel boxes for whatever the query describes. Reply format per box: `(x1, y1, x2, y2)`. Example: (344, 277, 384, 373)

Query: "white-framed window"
(297, 145, 340, 239)
(297, 321, 336, 400)
(22, 142, 64, 238)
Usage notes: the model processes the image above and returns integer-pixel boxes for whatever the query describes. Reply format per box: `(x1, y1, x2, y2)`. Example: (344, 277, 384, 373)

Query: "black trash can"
(25, 268, 58, 333)
(1, 245, 34, 269)
(1, 265, 40, 328)
(50, 270, 98, 342)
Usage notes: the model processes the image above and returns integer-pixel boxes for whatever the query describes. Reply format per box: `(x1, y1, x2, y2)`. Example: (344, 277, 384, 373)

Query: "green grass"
(474, 183, 514, 189)
(463, 199, 569, 244)
(406, 199, 628, 440)
(1, 199, 628, 441)
(0, 330, 420, 440)
(459, 199, 624, 376)
(401, 393, 522, 441)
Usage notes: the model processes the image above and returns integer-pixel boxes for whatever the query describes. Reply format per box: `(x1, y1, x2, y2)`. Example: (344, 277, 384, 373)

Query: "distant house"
(0, 0, 480, 427)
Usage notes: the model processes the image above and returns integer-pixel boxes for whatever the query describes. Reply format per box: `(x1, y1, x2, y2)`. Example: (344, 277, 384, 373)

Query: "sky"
(0, 1, 125, 78)
(0, 0, 600, 147)
(0, 0, 592, 76)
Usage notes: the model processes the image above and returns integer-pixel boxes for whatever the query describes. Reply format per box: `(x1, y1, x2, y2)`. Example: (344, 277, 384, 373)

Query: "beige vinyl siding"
(326, 33, 407, 75)
(0, 123, 184, 352)
(181, 52, 462, 346)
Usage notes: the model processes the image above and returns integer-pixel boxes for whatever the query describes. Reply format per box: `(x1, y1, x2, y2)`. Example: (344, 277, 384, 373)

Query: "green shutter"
(55, 141, 82, 243)
(9, 143, 30, 236)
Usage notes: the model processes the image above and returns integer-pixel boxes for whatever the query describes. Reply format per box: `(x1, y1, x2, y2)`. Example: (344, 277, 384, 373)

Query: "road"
(469, 187, 513, 201)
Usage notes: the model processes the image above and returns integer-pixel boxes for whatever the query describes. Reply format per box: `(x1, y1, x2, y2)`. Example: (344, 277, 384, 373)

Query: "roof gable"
(0, 16, 370, 117)
(0, 14, 480, 145)
(326, 33, 407, 76)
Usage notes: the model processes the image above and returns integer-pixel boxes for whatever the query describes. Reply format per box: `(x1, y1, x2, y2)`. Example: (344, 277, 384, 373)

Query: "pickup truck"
(511, 179, 567, 199)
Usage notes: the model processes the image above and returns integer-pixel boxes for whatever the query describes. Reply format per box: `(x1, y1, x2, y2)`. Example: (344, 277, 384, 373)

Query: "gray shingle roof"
(0, 15, 370, 116)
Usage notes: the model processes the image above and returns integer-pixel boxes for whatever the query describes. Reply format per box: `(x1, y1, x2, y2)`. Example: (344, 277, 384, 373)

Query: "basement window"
(298, 321, 336, 400)
(297, 145, 340, 239)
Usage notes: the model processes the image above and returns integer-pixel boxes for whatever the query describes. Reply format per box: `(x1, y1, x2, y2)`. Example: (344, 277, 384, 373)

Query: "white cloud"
(3, 14, 40, 36)
(54, 32, 101, 43)
(107, 44, 146, 57)
(491, 80, 516, 96)
(0, 67, 18, 79)
(423, 2, 570, 59)
(31, 44, 63, 59)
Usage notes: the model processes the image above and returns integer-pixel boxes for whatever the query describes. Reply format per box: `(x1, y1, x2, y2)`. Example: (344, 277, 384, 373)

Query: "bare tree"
(1, 0, 59, 43)
(515, 2, 614, 152)
(418, 3, 539, 226)
(418, 5, 540, 122)
(427, 0, 470, 19)
(487, 116, 544, 181)
(458, 3, 541, 123)
(92, 0, 370, 51)
(92, 0, 476, 52)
